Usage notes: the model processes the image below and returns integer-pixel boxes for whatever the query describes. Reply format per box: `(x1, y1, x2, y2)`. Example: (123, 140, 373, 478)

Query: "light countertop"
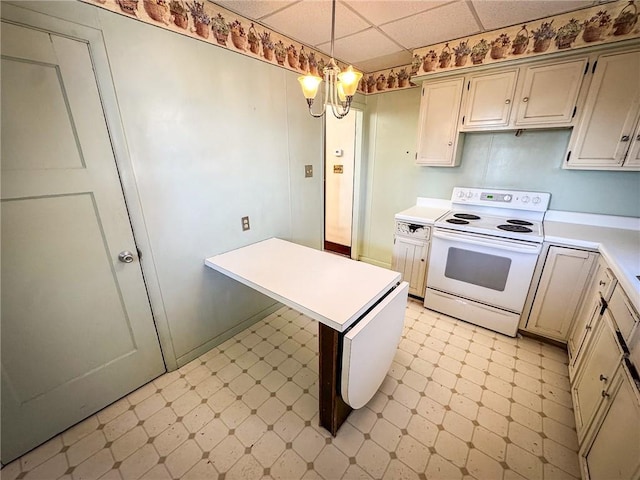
(544, 220, 640, 312)
(395, 198, 451, 224)
(205, 238, 401, 332)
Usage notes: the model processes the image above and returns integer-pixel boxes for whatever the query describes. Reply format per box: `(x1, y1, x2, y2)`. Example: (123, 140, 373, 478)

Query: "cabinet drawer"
(608, 285, 639, 343)
(395, 222, 430, 240)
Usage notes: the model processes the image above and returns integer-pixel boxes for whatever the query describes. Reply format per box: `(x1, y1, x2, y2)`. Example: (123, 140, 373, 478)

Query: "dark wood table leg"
(318, 323, 352, 436)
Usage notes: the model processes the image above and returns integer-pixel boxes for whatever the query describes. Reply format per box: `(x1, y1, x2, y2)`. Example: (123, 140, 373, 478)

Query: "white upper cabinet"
(565, 50, 640, 170)
(514, 58, 587, 126)
(416, 77, 464, 167)
(460, 57, 588, 131)
(623, 120, 640, 168)
(461, 70, 518, 129)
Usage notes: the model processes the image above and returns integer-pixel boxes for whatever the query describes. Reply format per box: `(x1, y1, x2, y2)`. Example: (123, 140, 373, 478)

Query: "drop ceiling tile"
(471, 0, 595, 31)
(214, 1, 296, 20)
(342, 0, 448, 26)
(260, 1, 370, 47)
(355, 51, 415, 73)
(317, 28, 404, 65)
(381, 1, 481, 49)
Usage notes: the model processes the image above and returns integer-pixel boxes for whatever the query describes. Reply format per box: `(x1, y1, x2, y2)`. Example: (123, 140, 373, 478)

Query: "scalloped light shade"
(337, 66, 363, 97)
(298, 74, 322, 99)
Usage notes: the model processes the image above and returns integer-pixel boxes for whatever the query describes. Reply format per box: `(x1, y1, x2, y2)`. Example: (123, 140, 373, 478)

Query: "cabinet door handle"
(421, 259, 425, 262)
(599, 374, 608, 382)
(621, 135, 630, 142)
(522, 97, 529, 103)
(505, 99, 511, 104)
(601, 390, 610, 398)
(599, 280, 606, 286)
(637, 134, 640, 141)
(448, 141, 453, 146)
(585, 325, 592, 331)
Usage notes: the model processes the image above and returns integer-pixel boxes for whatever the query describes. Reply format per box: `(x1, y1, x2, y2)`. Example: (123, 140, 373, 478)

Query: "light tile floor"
(2, 299, 581, 480)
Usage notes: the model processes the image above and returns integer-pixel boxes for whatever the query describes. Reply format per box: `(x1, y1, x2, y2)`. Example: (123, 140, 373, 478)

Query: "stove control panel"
(451, 188, 550, 211)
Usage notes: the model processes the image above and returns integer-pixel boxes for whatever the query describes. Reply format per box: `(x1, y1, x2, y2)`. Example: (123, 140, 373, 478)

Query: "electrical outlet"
(305, 165, 313, 178)
(241, 216, 250, 231)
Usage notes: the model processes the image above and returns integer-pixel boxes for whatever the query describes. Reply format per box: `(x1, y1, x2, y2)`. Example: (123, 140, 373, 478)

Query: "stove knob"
(504, 194, 512, 202)
(522, 195, 530, 204)
(457, 190, 466, 198)
(532, 196, 541, 204)
(466, 191, 473, 198)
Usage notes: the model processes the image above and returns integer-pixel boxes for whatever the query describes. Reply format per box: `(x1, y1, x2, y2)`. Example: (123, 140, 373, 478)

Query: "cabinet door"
(525, 246, 597, 341)
(568, 259, 616, 379)
(391, 236, 429, 297)
(568, 295, 603, 381)
(623, 121, 640, 168)
(515, 58, 587, 126)
(571, 314, 623, 440)
(580, 363, 640, 480)
(461, 69, 518, 129)
(567, 50, 640, 169)
(416, 78, 464, 166)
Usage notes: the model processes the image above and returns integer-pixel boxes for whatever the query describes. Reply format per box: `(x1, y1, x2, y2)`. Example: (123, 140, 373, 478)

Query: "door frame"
(1, 2, 178, 370)
(350, 107, 365, 261)
(322, 104, 365, 261)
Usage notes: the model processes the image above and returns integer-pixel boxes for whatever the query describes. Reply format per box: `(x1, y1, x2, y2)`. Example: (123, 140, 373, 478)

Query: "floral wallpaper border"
(79, 0, 374, 90)
(81, 0, 639, 96)
(412, 0, 640, 78)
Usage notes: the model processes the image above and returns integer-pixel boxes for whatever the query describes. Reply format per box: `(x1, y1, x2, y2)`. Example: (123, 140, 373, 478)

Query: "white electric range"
(425, 187, 551, 337)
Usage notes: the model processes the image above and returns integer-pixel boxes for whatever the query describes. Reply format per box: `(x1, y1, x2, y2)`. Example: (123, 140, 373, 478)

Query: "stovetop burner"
(446, 218, 469, 225)
(506, 219, 533, 226)
(497, 224, 533, 233)
(453, 213, 480, 220)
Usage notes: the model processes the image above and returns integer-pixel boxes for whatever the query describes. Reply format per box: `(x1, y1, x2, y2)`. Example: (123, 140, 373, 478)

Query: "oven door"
(427, 229, 541, 313)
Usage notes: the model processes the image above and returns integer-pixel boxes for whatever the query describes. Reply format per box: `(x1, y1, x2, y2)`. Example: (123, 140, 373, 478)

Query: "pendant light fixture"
(298, 0, 362, 119)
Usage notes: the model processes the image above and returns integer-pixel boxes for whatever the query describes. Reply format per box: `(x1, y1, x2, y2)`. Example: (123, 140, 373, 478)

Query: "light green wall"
(360, 87, 640, 267)
(16, 1, 323, 367)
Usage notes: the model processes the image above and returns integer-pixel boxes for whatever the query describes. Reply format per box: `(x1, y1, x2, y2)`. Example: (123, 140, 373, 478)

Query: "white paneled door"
(1, 21, 165, 463)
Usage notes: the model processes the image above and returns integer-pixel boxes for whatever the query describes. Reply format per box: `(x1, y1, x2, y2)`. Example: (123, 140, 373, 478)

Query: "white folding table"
(205, 238, 408, 434)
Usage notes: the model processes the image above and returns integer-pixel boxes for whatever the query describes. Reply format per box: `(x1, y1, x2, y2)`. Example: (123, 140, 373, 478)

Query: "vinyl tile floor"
(2, 299, 581, 480)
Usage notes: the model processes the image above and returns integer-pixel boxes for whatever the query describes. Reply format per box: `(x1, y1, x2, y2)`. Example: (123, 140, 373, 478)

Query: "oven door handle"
(433, 230, 542, 254)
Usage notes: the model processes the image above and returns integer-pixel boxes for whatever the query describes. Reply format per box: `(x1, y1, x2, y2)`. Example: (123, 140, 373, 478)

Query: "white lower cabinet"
(578, 361, 640, 480)
(571, 313, 623, 439)
(391, 222, 430, 298)
(568, 259, 617, 380)
(524, 245, 597, 341)
(569, 277, 640, 479)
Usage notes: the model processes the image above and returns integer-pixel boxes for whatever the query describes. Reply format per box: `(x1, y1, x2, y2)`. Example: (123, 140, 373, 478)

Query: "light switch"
(334, 149, 343, 157)
(305, 165, 313, 178)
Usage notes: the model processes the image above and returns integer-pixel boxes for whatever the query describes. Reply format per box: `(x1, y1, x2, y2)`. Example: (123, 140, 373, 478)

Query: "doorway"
(324, 110, 363, 258)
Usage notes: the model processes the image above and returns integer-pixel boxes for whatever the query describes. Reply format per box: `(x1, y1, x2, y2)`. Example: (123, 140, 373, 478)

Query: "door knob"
(621, 135, 630, 142)
(118, 251, 135, 263)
